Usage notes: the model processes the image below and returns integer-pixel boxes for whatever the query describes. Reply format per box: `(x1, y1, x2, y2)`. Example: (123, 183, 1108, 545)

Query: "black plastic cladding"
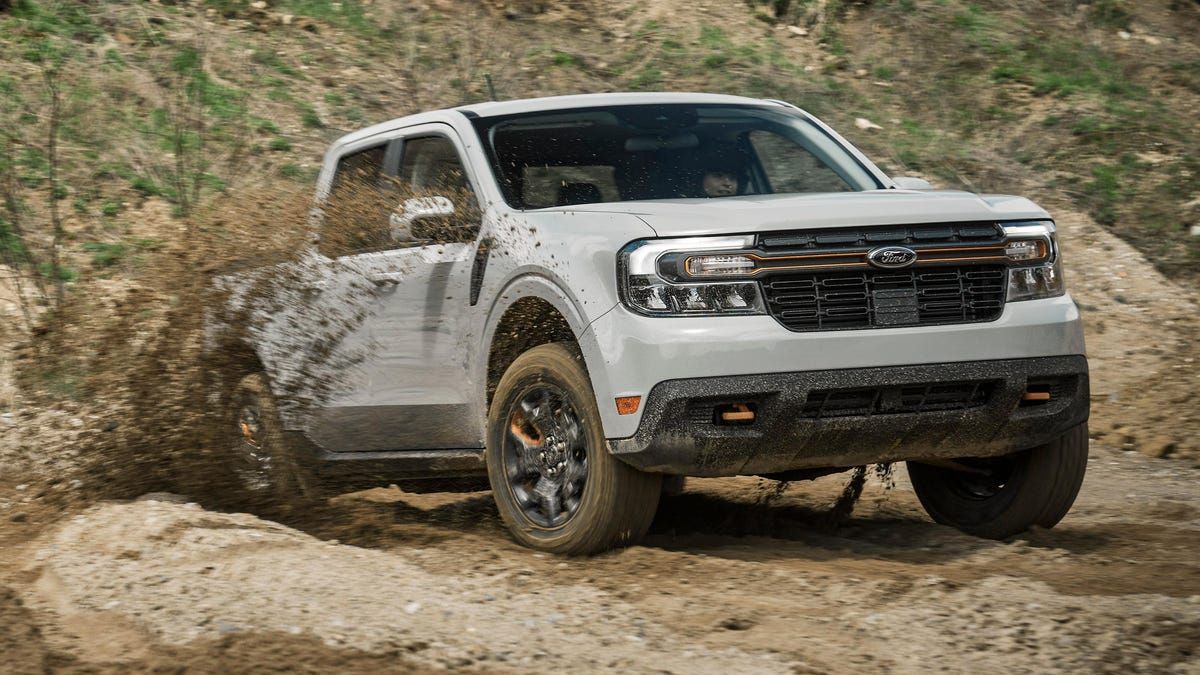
(607, 356, 1090, 476)
(799, 380, 997, 418)
(757, 222, 1005, 249)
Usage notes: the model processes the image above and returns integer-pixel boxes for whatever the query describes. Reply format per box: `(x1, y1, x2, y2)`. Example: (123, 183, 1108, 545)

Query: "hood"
(551, 190, 1050, 238)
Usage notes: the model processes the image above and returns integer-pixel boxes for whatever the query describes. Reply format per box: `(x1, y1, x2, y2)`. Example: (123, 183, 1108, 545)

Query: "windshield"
(471, 103, 881, 209)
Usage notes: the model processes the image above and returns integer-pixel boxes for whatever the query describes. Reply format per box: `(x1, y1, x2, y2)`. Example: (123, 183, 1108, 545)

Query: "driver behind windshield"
(693, 149, 747, 198)
(702, 169, 739, 198)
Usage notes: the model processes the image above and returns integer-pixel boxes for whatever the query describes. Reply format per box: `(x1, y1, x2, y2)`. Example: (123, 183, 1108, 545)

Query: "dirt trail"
(6, 443, 1199, 674)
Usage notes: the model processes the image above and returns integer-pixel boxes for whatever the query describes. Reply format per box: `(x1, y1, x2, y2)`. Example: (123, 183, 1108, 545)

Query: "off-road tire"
(486, 343, 661, 555)
(225, 372, 325, 513)
(908, 423, 1088, 539)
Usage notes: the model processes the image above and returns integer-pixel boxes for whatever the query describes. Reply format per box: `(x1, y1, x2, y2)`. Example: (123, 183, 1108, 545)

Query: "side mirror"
(892, 176, 933, 190)
(390, 196, 456, 241)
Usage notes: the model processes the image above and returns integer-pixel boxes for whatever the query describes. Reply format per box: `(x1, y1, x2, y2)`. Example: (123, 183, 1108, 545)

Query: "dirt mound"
(2, 581, 424, 674)
(1054, 209, 1200, 462)
(25, 499, 801, 672)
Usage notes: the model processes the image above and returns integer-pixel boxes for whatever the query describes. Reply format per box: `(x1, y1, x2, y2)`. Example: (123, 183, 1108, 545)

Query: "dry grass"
(0, 350, 14, 411)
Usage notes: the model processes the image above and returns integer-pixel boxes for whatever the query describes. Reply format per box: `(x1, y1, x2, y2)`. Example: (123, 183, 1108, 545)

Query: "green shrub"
(990, 63, 1024, 83)
(82, 241, 127, 268)
(300, 105, 323, 129)
(279, 162, 306, 179)
(37, 262, 78, 282)
(703, 53, 731, 68)
(698, 26, 729, 49)
(129, 176, 161, 197)
(630, 65, 662, 90)
(1083, 162, 1126, 226)
(254, 118, 281, 134)
(0, 217, 30, 262)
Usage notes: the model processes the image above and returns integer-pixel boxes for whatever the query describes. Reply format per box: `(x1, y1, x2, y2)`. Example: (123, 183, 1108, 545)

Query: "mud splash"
(14, 173, 472, 512)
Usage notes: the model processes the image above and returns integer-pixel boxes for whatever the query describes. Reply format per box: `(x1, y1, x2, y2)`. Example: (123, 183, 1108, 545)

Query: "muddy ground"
(1, 447, 1197, 673)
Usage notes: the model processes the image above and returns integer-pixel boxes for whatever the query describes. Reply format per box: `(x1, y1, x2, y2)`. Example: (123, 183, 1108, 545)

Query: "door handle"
(369, 273, 404, 289)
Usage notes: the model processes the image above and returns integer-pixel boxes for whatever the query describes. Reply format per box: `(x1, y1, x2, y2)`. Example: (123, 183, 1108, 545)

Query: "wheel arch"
(479, 274, 618, 433)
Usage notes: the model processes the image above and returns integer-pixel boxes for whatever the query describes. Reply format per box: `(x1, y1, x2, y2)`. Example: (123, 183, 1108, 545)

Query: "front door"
(305, 126, 485, 452)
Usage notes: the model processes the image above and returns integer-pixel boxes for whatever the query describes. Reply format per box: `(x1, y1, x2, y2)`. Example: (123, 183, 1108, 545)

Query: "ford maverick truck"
(224, 93, 1088, 554)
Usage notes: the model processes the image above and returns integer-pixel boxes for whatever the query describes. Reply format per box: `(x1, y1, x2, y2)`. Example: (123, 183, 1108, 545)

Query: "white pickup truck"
(222, 93, 1089, 554)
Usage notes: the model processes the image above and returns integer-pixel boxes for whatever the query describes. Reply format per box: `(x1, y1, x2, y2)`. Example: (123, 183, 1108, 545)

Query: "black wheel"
(227, 373, 324, 512)
(486, 343, 661, 555)
(908, 423, 1088, 539)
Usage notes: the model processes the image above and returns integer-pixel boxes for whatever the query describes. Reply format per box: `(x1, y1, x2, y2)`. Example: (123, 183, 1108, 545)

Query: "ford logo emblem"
(867, 246, 918, 269)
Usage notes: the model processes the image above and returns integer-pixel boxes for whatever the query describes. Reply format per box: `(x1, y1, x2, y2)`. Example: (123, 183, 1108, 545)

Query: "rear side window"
(320, 144, 389, 257)
(749, 130, 853, 193)
(399, 137, 471, 193)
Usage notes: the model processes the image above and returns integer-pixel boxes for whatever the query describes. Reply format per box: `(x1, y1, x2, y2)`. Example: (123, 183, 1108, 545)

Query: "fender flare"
(476, 272, 619, 435)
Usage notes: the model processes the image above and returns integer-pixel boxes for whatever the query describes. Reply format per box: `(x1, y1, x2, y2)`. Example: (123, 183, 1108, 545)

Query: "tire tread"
(909, 423, 1089, 539)
(486, 342, 660, 555)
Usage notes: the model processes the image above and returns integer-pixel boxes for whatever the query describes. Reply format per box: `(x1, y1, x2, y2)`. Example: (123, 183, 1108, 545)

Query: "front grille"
(762, 265, 1007, 332)
(801, 381, 995, 419)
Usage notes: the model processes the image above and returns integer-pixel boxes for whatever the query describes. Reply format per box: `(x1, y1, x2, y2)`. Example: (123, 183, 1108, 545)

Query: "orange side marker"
(615, 396, 642, 415)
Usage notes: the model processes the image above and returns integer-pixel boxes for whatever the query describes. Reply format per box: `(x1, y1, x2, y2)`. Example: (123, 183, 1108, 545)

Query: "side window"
(320, 144, 389, 258)
(395, 136, 481, 243)
(749, 130, 853, 194)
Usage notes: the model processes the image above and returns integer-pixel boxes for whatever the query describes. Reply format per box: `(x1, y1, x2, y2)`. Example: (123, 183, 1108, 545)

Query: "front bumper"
(585, 294, 1085, 438)
(607, 355, 1089, 476)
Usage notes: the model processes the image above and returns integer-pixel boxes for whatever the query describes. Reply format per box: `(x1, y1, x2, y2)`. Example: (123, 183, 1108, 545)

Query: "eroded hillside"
(1, 0, 1197, 307)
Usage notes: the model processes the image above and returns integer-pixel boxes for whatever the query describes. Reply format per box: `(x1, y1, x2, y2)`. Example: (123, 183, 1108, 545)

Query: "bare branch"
(44, 66, 66, 311)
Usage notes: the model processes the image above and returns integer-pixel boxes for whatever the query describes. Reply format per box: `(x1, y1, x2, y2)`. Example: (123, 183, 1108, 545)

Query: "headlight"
(1003, 221, 1065, 302)
(1003, 239, 1048, 262)
(618, 236, 766, 316)
(684, 254, 758, 276)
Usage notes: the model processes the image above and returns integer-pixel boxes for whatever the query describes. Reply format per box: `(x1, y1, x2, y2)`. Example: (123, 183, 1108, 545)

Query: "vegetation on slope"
(0, 0, 1197, 330)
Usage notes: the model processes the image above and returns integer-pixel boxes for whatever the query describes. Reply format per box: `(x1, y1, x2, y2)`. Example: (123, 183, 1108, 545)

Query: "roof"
(328, 93, 791, 151)
(456, 91, 786, 118)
